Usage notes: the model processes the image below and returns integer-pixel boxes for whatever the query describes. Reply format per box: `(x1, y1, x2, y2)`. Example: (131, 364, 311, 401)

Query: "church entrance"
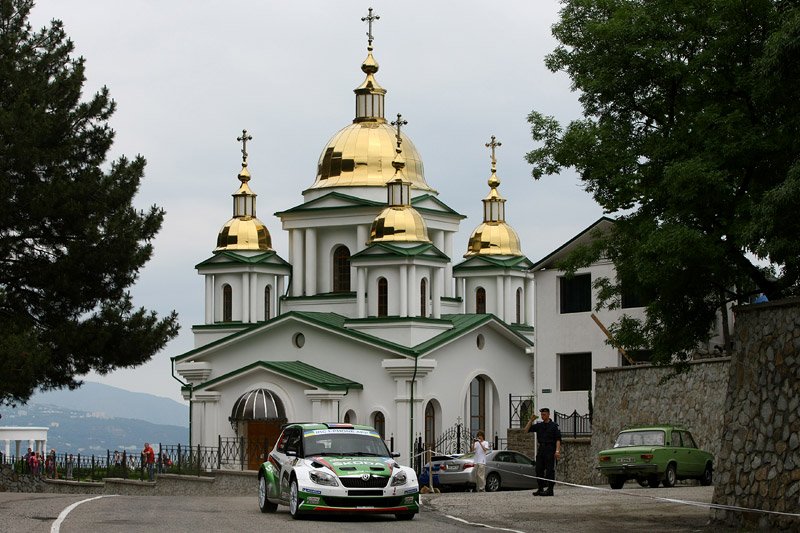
(246, 420, 283, 469)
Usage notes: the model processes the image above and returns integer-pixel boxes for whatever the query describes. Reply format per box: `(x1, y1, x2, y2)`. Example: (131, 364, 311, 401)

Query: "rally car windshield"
(303, 432, 390, 457)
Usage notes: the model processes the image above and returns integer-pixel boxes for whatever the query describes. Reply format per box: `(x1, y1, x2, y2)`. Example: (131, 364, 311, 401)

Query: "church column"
(382, 359, 437, 465)
(444, 232, 454, 297)
(432, 268, 442, 319)
(304, 228, 317, 296)
(456, 278, 465, 313)
(399, 265, 408, 317)
(241, 273, 250, 322)
(305, 391, 345, 422)
(205, 275, 214, 324)
(407, 264, 416, 317)
(496, 275, 504, 321)
(250, 272, 258, 322)
(357, 267, 366, 318)
(503, 276, 512, 323)
(357, 224, 369, 252)
(525, 277, 534, 326)
(291, 229, 304, 296)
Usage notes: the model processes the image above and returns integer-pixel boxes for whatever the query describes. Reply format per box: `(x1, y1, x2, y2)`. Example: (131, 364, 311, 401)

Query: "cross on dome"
(485, 135, 502, 172)
(237, 129, 253, 166)
(391, 113, 408, 148)
(361, 7, 380, 50)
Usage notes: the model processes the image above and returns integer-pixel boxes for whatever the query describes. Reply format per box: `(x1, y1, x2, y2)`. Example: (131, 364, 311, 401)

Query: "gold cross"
(237, 129, 253, 165)
(391, 113, 408, 145)
(485, 135, 502, 167)
(361, 7, 380, 49)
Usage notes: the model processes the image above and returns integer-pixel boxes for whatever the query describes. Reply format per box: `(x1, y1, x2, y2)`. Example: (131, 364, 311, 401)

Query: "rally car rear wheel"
(258, 475, 277, 513)
(395, 512, 416, 520)
(289, 479, 303, 519)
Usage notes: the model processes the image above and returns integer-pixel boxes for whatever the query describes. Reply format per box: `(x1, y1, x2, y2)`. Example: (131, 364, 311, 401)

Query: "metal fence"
(553, 410, 592, 438)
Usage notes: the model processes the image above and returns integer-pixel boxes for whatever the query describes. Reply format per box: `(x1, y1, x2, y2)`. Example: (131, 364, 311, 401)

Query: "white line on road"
(51, 494, 117, 533)
(444, 514, 526, 532)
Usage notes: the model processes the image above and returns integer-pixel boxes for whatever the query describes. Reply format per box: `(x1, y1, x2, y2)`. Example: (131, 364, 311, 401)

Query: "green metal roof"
(453, 255, 533, 272)
(275, 192, 384, 216)
(195, 250, 291, 269)
(196, 360, 362, 391)
(351, 242, 449, 261)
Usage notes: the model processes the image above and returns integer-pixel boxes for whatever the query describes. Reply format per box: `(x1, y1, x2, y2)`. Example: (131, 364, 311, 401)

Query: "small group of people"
(471, 406, 563, 496)
(23, 448, 60, 479)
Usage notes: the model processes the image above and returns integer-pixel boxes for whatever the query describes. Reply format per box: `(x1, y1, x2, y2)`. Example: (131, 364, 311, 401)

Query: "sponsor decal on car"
(302, 488, 323, 494)
(404, 488, 418, 494)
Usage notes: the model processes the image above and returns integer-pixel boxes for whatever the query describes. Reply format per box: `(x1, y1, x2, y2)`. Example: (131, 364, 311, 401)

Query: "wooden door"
(247, 420, 283, 470)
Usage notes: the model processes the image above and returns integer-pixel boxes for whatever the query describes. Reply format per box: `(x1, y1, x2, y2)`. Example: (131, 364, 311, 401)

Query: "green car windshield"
(303, 430, 391, 457)
(614, 430, 665, 447)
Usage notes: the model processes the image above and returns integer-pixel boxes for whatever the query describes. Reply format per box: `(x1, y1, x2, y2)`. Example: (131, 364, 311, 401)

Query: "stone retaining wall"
(591, 357, 730, 486)
(506, 430, 593, 485)
(711, 298, 800, 531)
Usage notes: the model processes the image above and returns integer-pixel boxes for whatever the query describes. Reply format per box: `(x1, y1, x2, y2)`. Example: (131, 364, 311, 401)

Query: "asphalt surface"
(0, 484, 738, 533)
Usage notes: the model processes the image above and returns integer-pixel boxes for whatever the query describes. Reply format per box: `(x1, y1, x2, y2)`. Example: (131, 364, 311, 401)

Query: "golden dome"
(216, 216, 272, 251)
(310, 121, 433, 191)
(465, 221, 522, 256)
(370, 206, 431, 243)
(216, 129, 272, 252)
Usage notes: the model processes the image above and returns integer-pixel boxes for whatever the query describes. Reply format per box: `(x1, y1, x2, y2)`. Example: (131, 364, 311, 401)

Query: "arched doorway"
(229, 388, 287, 469)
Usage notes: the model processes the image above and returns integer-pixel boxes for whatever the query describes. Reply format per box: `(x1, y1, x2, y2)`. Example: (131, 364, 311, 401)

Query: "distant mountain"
(0, 402, 188, 454)
(27, 381, 188, 427)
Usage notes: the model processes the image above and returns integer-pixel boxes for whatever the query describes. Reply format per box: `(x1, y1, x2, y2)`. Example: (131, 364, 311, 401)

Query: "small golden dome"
(216, 217, 272, 251)
(465, 221, 522, 256)
(370, 206, 431, 243)
(311, 121, 433, 191)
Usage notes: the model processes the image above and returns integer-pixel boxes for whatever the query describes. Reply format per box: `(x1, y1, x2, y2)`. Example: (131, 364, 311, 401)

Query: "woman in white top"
(473, 431, 491, 492)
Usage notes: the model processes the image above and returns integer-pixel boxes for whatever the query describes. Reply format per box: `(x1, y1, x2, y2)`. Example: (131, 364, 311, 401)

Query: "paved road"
(0, 484, 729, 533)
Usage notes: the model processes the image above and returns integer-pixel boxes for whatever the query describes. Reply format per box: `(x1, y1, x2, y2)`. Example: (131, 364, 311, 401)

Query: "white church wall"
(533, 261, 646, 415)
(281, 296, 357, 316)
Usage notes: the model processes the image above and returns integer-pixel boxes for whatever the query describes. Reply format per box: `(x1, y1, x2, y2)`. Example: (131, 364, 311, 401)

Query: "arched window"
(373, 411, 386, 439)
(516, 287, 523, 324)
(377, 278, 388, 317)
(222, 284, 233, 322)
(476, 287, 486, 314)
(344, 410, 356, 424)
(424, 402, 436, 450)
(470, 376, 486, 435)
(333, 246, 351, 292)
(420, 278, 427, 317)
(264, 286, 271, 320)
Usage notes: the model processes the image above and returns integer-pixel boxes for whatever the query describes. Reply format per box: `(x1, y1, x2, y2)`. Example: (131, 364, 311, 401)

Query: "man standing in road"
(473, 431, 491, 492)
(142, 443, 155, 482)
(524, 407, 562, 496)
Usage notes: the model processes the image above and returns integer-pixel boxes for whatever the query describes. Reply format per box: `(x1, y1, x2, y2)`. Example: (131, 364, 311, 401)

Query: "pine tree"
(0, 0, 179, 405)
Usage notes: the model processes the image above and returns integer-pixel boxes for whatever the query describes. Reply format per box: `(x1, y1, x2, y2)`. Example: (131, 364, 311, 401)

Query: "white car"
(258, 422, 419, 520)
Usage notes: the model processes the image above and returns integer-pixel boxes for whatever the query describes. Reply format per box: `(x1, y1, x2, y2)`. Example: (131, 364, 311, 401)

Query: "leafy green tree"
(527, 0, 800, 362)
(0, 0, 179, 405)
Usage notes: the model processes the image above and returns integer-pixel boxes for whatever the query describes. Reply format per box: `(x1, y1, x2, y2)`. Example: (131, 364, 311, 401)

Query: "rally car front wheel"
(289, 479, 303, 519)
(258, 475, 277, 513)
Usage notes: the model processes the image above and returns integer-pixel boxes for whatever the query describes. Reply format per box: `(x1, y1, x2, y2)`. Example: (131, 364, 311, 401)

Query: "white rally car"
(258, 422, 419, 520)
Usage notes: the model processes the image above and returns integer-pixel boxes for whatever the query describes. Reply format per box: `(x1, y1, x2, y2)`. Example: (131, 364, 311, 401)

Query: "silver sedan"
(426, 450, 538, 492)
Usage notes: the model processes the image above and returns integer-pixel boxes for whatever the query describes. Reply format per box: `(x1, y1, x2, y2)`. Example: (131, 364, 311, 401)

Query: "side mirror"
(391, 452, 401, 458)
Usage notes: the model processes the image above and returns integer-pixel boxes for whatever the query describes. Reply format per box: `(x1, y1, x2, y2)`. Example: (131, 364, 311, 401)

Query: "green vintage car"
(597, 425, 713, 489)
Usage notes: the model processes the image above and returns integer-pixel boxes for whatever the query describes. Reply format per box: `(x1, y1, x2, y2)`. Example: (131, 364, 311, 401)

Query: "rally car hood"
(307, 455, 395, 477)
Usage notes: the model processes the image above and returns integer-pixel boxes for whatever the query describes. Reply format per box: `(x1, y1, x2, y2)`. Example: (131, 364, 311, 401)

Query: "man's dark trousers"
(536, 443, 556, 493)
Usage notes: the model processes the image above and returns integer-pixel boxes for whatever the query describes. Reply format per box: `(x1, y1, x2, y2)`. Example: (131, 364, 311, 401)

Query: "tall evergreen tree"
(0, 0, 179, 405)
(527, 1, 800, 362)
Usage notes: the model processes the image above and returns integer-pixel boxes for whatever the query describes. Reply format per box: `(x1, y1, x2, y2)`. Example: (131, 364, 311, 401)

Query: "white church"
(172, 11, 649, 466)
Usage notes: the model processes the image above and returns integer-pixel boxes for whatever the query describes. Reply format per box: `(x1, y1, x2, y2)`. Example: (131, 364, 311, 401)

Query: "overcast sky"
(27, 1, 603, 404)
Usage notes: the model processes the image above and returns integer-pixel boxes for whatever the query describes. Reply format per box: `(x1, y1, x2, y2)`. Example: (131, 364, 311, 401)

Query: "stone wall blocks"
(789, 432, 799, 450)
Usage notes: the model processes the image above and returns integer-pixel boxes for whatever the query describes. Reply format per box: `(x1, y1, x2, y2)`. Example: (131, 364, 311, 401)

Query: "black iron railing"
(553, 410, 592, 438)
(509, 394, 535, 428)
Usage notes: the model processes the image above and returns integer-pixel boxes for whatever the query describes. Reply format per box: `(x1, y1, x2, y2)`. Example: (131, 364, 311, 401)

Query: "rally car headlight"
(390, 471, 408, 486)
(310, 470, 339, 487)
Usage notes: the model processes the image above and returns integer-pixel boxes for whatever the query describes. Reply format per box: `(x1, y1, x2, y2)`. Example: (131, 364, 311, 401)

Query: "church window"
(292, 332, 305, 349)
(420, 278, 427, 317)
(559, 352, 592, 391)
(377, 278, 388, 317)
(560, 274, 591, 314)
(264, 286, 271, 320)
(476, 334, 485, 350)
(476, 287, 486, 314)
(333, 246, 351, 292)
(469, 376, 486, 435)
(516, 287, 523, 323)
(373, 411, 386, 439)
(424, 402, 435, 450)
(222, 284, 232, 322)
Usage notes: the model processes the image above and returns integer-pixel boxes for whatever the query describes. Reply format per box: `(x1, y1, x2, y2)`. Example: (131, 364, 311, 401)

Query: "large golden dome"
(465, 221, 521, 256)
(311, 122, 432, 190)
(370, 205, 431, 243)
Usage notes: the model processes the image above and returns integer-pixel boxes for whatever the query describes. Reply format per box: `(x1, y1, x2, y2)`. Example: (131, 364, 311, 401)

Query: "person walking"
(142, 443, 155, 482)
(472, 431, 491, 492)
(524, 407, 562, 496)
